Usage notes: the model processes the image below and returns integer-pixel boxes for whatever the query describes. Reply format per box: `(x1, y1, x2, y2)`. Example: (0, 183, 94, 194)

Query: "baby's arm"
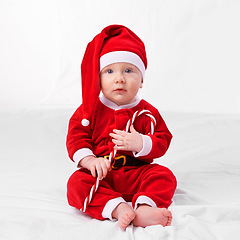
(80, 155, 111, 179)
(109, 107, 172, 160)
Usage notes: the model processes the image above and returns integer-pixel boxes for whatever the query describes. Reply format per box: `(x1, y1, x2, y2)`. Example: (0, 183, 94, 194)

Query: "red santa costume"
(66, 25, 177, 220)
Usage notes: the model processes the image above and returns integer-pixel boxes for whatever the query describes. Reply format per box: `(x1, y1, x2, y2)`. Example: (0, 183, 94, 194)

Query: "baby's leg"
(132, 204, 172, 228)
(112, 203, 135, 230)
(67, 169, 122, 220)
(130, 164, 176, 227)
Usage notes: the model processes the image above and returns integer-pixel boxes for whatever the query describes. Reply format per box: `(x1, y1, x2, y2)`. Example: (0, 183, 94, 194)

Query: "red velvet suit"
(66, 97, 177, 220)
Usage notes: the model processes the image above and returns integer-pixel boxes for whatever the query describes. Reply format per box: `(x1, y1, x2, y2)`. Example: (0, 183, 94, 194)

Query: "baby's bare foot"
(132, 205, 172, 228)
(112, 202, 135, 230)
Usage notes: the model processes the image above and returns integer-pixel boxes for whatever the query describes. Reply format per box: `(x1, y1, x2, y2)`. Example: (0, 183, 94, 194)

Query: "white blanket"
(0, 107, 240, 240)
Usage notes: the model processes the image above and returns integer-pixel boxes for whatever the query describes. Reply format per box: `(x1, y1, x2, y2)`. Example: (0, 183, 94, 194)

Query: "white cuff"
(73, 148, 95, 168)
(102, 197, 126, 220)
(132, 135, 152, 158)
(134, 195, 157, 210)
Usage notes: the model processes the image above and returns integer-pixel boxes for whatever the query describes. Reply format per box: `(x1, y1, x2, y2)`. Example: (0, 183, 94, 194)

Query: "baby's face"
(100, 62, 143, 106)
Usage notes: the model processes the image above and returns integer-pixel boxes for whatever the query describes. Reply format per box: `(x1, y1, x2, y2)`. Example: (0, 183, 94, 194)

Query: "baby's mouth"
(114, 88, 126, 92)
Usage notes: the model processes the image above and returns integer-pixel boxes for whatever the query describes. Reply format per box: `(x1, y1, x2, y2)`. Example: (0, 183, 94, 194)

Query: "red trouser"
(67, 163, 177, 220)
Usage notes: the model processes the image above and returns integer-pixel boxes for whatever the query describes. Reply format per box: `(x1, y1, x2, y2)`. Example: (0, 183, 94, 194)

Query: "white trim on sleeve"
(73, 148, 95, 168)
(132, 134, 152, 158)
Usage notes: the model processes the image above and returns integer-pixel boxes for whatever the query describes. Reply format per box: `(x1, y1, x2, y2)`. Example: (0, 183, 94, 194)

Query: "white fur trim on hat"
(100, 51, 145, 79)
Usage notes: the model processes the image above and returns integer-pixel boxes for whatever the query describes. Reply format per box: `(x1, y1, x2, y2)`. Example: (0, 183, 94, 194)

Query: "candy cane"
(81, 109, 156, 212)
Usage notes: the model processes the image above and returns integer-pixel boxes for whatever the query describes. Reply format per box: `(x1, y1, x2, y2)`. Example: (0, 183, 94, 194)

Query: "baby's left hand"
(110, 125, 143, 153)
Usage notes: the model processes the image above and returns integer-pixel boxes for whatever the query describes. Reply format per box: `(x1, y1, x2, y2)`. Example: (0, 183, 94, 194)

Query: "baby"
(66, 25, 177, 230)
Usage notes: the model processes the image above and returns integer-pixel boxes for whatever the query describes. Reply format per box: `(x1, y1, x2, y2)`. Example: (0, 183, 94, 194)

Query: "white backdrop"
(1, 0, 240, 114)
(1, 2, 240, 239)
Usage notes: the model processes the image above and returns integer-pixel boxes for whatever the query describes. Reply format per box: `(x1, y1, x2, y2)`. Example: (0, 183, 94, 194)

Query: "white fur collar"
(99, 94, 141, 110)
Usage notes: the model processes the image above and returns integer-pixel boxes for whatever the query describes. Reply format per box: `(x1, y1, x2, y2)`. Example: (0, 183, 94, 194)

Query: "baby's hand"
(110, 125, 143, 153)
(81, 156, 111, 179)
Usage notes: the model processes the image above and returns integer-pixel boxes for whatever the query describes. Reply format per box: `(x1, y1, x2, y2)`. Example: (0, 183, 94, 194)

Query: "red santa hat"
(80, 24, 147, 126)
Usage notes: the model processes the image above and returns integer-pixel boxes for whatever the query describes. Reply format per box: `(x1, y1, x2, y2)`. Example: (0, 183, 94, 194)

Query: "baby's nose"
(115, 74, 125, 83)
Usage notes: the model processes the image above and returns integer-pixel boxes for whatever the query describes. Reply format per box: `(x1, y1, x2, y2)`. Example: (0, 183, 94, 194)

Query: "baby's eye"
(125, 69, 132, 73)
(107, 69, 113, 74)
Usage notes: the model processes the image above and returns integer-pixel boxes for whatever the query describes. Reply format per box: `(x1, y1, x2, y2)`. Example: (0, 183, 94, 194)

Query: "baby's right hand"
(81, 155, 111, 179)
